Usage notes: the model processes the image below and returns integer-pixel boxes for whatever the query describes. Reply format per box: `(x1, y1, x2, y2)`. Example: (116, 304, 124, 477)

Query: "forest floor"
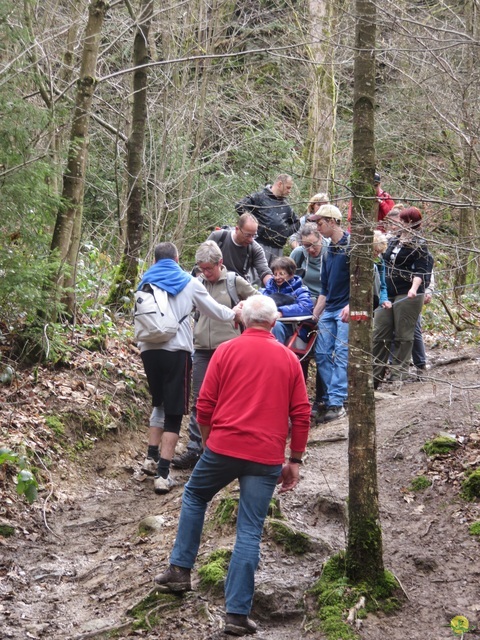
(1, 332, 480, 640)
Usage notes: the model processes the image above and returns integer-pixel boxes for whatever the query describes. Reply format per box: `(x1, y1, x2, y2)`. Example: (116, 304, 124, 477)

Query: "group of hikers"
(135, 173, 433, 636)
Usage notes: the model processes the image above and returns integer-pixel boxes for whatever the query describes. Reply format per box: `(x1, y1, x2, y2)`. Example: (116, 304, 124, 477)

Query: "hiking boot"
(224, 613, 257, 636)
(141, 457, 158, 476)
(154, 564, 192, 593)
(153, 474, 176, 495)
(315, 404, 328, 424)
(311, 400, 326, 418)
(323, 405, 346, 423)
(171, 449, 201, 470)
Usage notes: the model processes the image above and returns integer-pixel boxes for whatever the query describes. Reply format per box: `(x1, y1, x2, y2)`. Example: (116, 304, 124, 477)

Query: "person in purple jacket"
(261, 256, 313, 344)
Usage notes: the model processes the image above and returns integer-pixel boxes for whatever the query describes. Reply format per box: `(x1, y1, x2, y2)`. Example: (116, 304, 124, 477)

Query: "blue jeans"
(170, 447, 282, 615)
(271, 320, 293, 344)
(314, 308, 349, 407)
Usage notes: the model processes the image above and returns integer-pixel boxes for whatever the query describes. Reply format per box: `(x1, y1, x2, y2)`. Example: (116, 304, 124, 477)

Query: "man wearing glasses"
(312, 205, 351, 424)
(208, 213, 273, 286)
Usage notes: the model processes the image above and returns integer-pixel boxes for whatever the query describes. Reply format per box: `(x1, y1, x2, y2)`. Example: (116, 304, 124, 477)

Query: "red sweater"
(196, 327, 310, 465)
(377, 188, 395, 222)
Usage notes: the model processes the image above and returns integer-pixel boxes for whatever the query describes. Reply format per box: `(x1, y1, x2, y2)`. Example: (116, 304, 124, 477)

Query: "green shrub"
(0, 448, 38, 503)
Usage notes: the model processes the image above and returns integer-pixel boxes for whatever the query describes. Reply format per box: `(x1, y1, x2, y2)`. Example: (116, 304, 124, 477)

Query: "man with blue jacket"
(137, 242, 241, 494)
(312, 205, 350, 423)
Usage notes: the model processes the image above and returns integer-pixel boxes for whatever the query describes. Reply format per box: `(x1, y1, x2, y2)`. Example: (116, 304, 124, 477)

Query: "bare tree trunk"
(50, 0, 109, 315)
(106, 0, 152, 307)
(346, 0, 384, 585)
(456, 0, 479, 294)
(306, 0, 337, 194)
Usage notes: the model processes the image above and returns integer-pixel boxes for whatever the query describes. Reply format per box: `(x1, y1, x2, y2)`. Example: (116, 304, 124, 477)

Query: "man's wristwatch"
(289, 457, 303, 464)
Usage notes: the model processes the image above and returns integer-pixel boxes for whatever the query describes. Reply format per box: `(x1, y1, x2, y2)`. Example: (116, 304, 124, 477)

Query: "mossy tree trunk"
(107, 0, 153, 308)
(49, 0, 109, 317)
(346, 0, 384, 585)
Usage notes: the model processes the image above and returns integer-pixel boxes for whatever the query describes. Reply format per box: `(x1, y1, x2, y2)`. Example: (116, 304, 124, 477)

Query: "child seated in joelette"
(261, 256, 313, 344)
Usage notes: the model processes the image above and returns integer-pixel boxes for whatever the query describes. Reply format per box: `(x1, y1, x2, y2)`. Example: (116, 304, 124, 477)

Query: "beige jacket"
(194, 267, 257, 350)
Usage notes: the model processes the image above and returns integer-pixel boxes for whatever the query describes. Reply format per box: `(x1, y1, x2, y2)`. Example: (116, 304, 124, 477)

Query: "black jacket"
(384, 237, 430, 297)
(235, 186, 300, 248)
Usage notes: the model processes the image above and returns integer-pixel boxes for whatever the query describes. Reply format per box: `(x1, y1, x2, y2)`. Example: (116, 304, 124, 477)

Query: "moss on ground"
(128, 591, 180, 630)
(461, 469, 480, 502)
(0, 524, 15, 537)
(198, 549, 232, 592)
(311, 553, 401, 640)
(468, 521, 480, 537)
(409, 475, 432, 491)
(212, 496, 238, 526)
(268, 519, 313, 555)
(422, 435, 458, 456)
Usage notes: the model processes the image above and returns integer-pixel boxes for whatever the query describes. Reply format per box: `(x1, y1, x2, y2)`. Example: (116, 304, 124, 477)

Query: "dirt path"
(1, 346, 480, 640)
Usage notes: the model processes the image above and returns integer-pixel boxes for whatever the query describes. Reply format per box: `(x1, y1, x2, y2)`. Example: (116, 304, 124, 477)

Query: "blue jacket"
(262, 275, 313, 317)
(320, 232, 350, 312)
(374, 257, 389, 308)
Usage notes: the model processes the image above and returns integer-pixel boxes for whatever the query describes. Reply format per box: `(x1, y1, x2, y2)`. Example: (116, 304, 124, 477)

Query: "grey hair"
(195, 240, 223, 265)
(300, 223, 321, 239)
(275, 173, 292, 185)
(154, 242, 178, 262)
(241, 295, 277, 327)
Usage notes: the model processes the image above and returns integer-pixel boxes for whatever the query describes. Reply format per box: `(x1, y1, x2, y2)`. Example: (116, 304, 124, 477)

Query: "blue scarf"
(138, 259, 192, 295)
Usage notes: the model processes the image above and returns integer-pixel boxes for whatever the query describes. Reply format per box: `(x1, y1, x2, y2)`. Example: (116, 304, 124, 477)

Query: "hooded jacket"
(137, 259, 235, 353)
(262, 274, 313, 317)
(235, 186, 300, 248)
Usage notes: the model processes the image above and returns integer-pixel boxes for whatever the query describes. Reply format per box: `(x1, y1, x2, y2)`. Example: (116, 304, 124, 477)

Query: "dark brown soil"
(1, 342, 479, 640)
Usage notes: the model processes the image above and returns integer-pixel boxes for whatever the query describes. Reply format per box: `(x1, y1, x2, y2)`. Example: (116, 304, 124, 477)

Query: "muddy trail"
(1, 345, 480, 640)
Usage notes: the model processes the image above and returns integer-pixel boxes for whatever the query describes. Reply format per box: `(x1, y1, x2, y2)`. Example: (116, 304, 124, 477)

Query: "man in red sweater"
(154, 295, 310, 636)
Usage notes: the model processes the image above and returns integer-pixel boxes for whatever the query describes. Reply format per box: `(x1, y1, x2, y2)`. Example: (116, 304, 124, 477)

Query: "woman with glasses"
(290, 223, 329, 302)
(290, 223, 329, 415)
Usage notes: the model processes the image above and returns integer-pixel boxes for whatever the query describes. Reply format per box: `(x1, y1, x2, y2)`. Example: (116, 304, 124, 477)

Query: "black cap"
(374, 172, 381, 183)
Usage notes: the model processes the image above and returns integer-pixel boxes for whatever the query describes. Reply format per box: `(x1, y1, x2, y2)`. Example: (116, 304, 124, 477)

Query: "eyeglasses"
(238, 229, 258, 239)
(302, 241, 321, 249)
(197, 263, 219, 273)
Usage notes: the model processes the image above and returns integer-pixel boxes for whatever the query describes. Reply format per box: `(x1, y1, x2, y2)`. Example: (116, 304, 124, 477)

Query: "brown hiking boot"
(224, 613, 257, 636)
(154, 564, 192, 593)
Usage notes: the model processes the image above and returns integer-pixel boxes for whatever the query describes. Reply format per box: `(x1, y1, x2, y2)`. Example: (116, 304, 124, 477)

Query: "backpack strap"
(146, 283, 189, 324)
(216, 229, 229, 250)
(225, 271, 240, 306)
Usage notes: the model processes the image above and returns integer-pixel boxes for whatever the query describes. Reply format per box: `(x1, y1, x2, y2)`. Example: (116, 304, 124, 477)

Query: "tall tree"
(306, 0, 337, 195)
(346, 0, 384, 583)
(50, 0, 109, 315)
(107, 0, 153, 306)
